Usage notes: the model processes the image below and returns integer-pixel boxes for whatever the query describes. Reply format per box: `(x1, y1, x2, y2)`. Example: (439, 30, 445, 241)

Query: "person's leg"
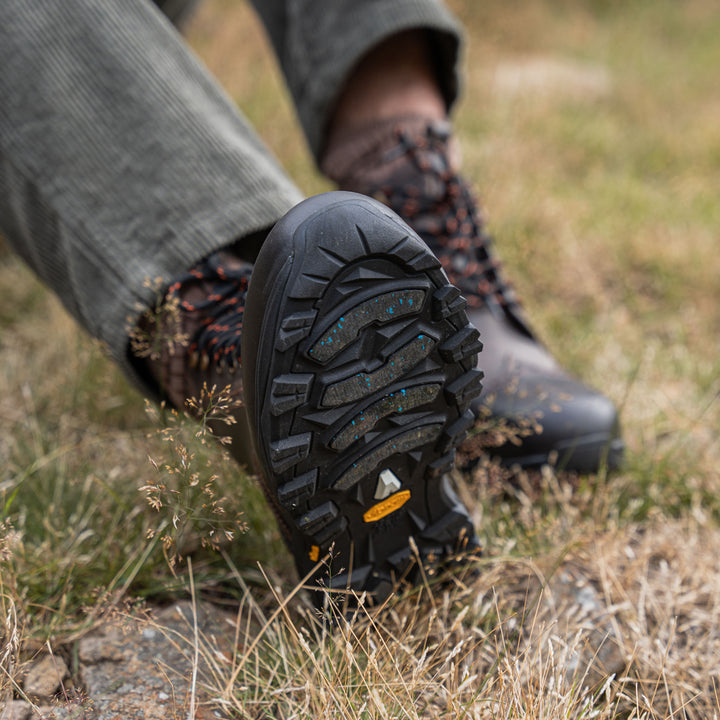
(0, 0, 482, 605)
(249, 0, 461, 160)
(0, 0, 302, 394)
(252, 0, 623, 472)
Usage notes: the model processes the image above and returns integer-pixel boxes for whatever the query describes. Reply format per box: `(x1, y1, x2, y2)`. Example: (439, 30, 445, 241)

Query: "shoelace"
(377, 124, 520, 313)
(165, 252, 253, 372)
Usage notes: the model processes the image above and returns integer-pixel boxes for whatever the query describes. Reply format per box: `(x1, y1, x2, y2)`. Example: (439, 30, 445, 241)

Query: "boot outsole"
(242, 193, 484, 605)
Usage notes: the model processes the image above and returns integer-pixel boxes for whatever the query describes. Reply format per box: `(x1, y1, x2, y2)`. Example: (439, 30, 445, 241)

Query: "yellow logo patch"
(363, 490, 411, 523)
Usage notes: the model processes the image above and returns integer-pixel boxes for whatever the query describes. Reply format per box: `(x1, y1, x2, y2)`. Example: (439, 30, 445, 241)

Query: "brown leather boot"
(322, 117, 623, 473)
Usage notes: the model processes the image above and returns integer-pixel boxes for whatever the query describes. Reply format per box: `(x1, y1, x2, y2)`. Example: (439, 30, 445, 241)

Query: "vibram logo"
(308, 545, 320, 562)
(363, 490, 411, 523)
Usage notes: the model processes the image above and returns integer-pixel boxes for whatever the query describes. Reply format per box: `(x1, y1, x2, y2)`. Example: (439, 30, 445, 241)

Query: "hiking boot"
(133, 193, 482, 605)
(241, 192, 483, 604)
(322, 117, 624, 473)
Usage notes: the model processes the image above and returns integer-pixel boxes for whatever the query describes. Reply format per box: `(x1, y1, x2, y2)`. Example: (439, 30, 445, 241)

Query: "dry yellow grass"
(110, 516, 719, 719)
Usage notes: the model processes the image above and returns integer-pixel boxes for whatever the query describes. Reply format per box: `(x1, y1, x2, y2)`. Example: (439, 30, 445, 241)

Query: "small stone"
(78, 635, 126, 664)
(23, 654, 69, 699)
(0, 700, 33, 720)
(157, 692, 170, 701)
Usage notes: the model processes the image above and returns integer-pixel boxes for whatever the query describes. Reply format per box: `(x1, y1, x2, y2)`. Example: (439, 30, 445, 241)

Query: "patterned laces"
(165, 251, 253, 372)
(375, 123, 519, 313)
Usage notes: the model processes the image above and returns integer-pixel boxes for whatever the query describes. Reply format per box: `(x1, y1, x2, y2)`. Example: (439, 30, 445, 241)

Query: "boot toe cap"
(471, 374, 624, 472)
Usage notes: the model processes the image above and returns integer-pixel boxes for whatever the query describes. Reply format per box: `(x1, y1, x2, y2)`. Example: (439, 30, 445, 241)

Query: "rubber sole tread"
(244, 194, 483, 607)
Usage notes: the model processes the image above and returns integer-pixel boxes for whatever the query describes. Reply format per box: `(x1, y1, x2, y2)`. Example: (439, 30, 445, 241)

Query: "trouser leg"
(249, 0, 464, 159)
(0, 0, 303, 389)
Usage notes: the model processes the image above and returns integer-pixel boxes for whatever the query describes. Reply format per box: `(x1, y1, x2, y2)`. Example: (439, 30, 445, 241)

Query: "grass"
(2, 0, 720, 717)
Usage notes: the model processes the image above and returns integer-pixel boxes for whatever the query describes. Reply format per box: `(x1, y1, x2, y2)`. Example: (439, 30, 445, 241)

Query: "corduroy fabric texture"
(0, 0, 462, 391)
(0, 0, 302, 387)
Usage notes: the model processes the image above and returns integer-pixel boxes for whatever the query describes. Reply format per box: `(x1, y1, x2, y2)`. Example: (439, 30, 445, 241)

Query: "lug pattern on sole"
(251, 197, 484, 605)
(308, 289, 425, 362)
(329, 384, 441, 452)
(321, 334, 436, 407)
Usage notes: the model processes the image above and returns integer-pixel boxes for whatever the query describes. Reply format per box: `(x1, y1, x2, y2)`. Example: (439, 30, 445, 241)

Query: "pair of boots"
(137, 119, 622, 604)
